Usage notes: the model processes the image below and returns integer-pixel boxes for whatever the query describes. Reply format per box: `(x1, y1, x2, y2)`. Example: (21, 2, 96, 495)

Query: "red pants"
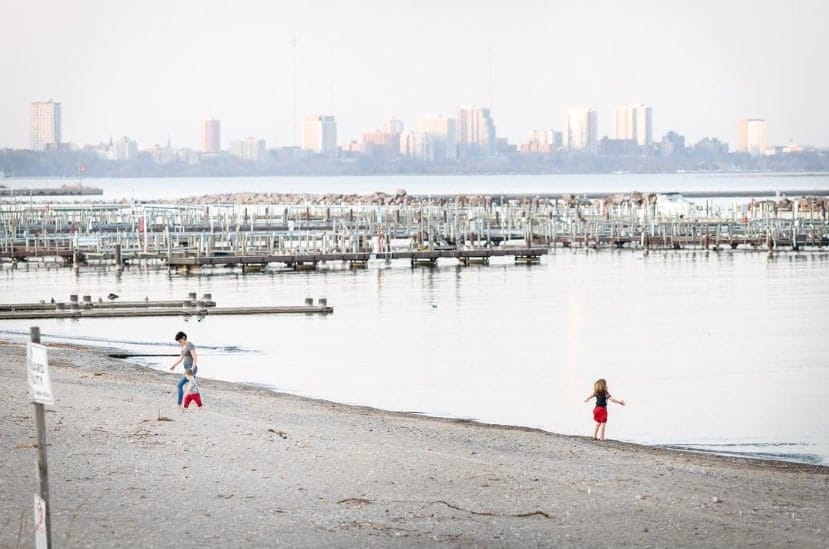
(183, 393, 203, 408)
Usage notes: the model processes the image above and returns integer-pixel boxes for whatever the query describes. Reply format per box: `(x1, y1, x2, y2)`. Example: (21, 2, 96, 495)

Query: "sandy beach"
(1, 341, 827, 548)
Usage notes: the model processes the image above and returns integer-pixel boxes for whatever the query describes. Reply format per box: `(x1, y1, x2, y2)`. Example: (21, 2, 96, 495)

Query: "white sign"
(27, 342, 54, 406)
(34, 494, 48, 549)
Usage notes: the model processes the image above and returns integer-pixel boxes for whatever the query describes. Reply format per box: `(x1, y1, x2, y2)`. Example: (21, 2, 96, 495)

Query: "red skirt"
(593, 406, 608, 424)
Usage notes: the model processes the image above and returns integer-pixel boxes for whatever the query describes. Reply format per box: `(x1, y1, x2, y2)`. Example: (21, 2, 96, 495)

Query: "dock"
(0, 293, 332, 320)
(0, 184, 103, 196)
(1, 192, 827, 274)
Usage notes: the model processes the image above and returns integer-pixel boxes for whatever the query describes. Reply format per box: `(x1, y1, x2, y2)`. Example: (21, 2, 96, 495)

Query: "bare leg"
(593, 422, 601, 439)
(598, 423, 607, 440)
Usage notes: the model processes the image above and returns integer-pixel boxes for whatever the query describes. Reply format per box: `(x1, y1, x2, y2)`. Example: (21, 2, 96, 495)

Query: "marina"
(1, 192, 827, 274)
(1, 174, 828, 466)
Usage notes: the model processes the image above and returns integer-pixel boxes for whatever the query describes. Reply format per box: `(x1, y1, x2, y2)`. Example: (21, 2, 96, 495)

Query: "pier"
(1, 192, 827, 273)
(0, 184, 103, 196)
(0, 293, 333, 320)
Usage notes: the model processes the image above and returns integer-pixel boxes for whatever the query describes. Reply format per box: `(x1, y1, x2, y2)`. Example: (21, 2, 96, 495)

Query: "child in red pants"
(182, 369, 203, 409)
(584, 378, 624, 440)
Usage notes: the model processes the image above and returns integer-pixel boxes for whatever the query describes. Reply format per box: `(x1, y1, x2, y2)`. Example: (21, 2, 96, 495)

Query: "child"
(182, 369, 203, 409)
(584, 378, 624, 440)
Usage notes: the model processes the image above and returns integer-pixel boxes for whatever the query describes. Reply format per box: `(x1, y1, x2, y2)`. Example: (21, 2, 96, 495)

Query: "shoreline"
(114, 352, 829, 471)
(23, 335, 829, 470)
(2, 340, 827, 547)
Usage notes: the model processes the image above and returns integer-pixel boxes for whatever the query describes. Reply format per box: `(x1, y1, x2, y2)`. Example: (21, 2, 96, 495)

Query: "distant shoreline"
(4, 170, 829, 182)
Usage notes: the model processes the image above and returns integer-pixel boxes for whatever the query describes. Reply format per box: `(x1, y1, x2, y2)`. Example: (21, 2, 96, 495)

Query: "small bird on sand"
(107, 293, 119, 300)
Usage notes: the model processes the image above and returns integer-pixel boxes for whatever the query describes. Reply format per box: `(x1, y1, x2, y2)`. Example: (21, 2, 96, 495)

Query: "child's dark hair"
(175, 331, 187, 342)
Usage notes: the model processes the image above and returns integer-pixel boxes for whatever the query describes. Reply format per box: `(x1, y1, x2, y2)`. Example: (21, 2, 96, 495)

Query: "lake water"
(2, 173, 828, 465)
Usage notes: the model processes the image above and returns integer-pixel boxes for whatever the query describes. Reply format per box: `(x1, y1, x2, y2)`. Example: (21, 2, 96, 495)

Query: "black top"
(595, 392, 610, 407)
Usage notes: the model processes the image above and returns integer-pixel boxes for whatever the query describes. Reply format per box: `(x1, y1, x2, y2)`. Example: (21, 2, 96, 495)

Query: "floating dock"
(0, 185, 103, 196)
(0, 293, 332, 320)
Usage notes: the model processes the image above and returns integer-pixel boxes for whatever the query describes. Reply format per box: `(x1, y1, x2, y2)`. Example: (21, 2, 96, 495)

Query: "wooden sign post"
(28, 327, 52, 549)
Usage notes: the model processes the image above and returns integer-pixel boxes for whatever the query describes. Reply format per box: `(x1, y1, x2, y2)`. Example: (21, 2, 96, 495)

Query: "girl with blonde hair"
(584, 378, 625, 440)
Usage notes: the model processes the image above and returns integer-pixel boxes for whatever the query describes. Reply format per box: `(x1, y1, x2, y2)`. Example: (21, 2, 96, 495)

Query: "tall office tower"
(614, 104, 652, 146)
(416, 115, 457, 160)
(229, 137, 267, 161)
(737, 119, 767, 156)
(201, 118, 221, 153)
(112, 137, 138, 161)
(302, 115, 338, 157)
(563, 108, 598, 152)
(383, 118, 404, 135)
(456, 106, 496, 159)
(30, 100, 62, 150)
(520, 129, 558, 154)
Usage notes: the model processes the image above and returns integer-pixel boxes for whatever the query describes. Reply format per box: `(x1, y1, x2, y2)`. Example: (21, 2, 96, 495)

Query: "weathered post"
(29, 326, 53, 549)
(114, 244, 123, 272)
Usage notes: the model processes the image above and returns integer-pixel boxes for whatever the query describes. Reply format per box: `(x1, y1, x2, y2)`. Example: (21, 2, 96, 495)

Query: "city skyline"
(2, 1, 828, 150)
(19, 99, 802, 159)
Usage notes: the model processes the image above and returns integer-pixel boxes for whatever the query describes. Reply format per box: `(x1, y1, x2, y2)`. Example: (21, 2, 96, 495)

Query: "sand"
(1, 340, 827, 548)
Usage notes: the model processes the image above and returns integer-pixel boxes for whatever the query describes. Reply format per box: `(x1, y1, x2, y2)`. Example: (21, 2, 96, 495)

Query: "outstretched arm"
(584, 394, 595, 404)
(169, 355, 184, 371)
(609, 397, 625, 406)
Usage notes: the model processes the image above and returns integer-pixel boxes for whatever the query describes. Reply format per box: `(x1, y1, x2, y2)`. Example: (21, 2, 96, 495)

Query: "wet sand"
(1, 341, 827, 548)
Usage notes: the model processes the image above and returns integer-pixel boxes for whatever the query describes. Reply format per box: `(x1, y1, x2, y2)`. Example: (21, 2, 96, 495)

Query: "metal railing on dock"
(1, 195, 827, 273)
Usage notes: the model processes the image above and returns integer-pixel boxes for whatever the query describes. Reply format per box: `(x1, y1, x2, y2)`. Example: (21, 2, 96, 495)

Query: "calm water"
(2, 174, 829, 465)
(2, 251, 828, 465)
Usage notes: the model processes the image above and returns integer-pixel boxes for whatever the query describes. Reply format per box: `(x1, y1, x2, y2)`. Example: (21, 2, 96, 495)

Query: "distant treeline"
(2, 148, 829, 179)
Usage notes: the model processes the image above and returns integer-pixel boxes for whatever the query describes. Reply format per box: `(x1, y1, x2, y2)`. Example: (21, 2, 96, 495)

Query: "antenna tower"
(291, 36, 297, 147)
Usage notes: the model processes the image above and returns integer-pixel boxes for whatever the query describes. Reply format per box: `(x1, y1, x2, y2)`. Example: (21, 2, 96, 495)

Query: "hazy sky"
(2, 0, 828, 150)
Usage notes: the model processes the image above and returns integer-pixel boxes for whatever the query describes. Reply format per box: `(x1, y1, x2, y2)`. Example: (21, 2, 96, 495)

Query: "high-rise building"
(661, 131, 685, 157)
(456, 106, 496, 159)
(737, 119, 767, 156)
(360, 118, 404, 159)
(302, 115, 337, 157)
(383, 118, 404, 135)
(229, 137, 267, 161)
(416, 115, 456, 161)
(112, 137, 138, 161)
(30, 100, 62, 150)
(563, 108, 598, 152)
(201, 118, 221, 153)
(520, 129, 560, 154)
(614, 104, 652, 146)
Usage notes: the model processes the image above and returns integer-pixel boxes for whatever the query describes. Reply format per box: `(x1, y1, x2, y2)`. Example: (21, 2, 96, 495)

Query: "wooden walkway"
(2, 197, 827, 273)
(0, 294, 332, 320)
(163, 247, 548, 271)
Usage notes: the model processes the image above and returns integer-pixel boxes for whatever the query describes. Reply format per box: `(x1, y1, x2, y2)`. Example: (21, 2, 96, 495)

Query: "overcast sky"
(2, 0, 827, 150)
